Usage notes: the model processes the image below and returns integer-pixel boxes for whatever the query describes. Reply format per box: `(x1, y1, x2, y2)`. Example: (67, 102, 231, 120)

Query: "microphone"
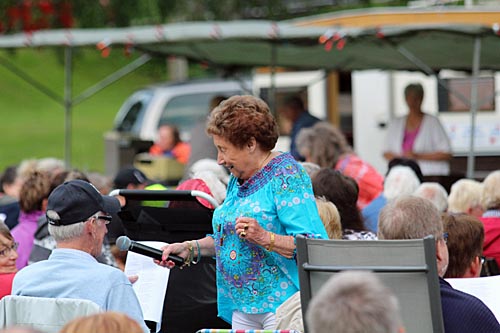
(116, 236, 184, 267)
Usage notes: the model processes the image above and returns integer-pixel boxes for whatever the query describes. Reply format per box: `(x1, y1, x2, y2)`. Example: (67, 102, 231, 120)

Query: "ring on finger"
(244, 224, 249, 231)
(240, 231, 246, 238)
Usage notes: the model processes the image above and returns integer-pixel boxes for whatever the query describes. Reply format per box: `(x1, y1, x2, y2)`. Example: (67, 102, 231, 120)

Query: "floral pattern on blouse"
(210, 153, 327, 323)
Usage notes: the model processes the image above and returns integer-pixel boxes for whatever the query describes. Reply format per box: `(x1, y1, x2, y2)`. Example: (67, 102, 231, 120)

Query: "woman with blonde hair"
(315, 196, 342, 240)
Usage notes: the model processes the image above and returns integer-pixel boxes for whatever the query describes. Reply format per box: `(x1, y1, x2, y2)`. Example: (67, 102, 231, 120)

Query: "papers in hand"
(124, 241, 170, 325)
(446, 275, 500, 323)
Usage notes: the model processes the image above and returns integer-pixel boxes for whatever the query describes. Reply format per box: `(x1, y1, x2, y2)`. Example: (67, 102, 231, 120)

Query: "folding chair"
(296, 235, 444, 333)
(113, 189, 230, 333)
(0, 295, 101, 333)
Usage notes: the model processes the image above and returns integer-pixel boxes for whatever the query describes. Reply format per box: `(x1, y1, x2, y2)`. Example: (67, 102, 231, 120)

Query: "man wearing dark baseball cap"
(46, 179, 121, 226)
(12, 180, 149, 333)
(113, 166, 150, 190)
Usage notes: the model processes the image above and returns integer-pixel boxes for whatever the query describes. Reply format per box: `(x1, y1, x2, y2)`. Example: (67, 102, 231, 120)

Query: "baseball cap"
(113, 167, 149, 189)
(46, 179, 121, 226)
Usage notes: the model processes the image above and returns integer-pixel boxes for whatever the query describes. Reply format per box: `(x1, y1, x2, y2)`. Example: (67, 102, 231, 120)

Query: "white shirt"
(384, 113, 452, 175)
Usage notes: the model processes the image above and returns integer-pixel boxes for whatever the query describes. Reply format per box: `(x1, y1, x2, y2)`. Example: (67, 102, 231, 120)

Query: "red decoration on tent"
(324, 39, 333, 51)
(319, 29, 335, 44)
(376, 26, 385, 39)
(97, 39, 111, 58)
(336, 38, 346, 50)
(319, 30, 345, 52)
(124, 35, 134, 57)
(318, 34, 328, 44)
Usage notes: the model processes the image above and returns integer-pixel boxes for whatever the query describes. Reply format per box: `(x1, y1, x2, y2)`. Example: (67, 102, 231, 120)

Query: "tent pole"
(467, 37, 481, 179)
(0, 55, 64, 105)
(269, 42, 277, 114)
(72, 54, 152, 106)
(64, 46, 73, 169)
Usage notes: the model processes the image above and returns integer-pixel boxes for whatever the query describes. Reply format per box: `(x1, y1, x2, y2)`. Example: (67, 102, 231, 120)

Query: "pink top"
(11, 210, 44, 270)
(402, 127, 420, 154)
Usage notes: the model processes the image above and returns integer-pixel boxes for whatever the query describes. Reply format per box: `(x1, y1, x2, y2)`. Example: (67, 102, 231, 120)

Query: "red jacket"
(481, 216, 500, 266)
(335, 154, 384, 209)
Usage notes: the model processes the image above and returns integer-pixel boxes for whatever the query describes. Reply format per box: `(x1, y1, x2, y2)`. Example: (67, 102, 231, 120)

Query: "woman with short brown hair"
(160, 95, 327, 330)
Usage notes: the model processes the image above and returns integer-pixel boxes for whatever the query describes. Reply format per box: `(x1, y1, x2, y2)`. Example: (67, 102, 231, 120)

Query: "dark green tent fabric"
(1, 22, 499, 71)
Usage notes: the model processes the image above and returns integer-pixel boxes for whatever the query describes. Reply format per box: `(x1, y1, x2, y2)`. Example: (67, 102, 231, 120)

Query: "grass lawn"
(0, 47, 167, 174)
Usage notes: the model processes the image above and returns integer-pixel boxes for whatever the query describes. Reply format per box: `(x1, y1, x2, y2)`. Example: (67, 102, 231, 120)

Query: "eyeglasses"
(91, 214, 112, 225)
(442, 232, 448, 244)
(0, 242, 19, 257)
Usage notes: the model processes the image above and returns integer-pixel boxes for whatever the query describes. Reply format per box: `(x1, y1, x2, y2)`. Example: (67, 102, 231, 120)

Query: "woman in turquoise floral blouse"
(159, 95, 327, 330)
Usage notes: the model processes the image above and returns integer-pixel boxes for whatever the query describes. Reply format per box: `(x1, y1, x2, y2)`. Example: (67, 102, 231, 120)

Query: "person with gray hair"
(362, 165, 421, 232)
(299, 162, 320, 179)
(413, 182, 448, 212)
(11, 180, 149, 333)
(479, 170, 500, 268)
(296, 122, 383, 209)
(378, 196, 500, 333)
(447, 178, 484, 217)
(305, 270, 403, 333)
(36, 157, 65, 177)
(174, 158, 229, 209)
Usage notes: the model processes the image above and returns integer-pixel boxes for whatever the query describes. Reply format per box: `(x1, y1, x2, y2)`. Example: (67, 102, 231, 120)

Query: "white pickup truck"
(104, 71, 328, 177)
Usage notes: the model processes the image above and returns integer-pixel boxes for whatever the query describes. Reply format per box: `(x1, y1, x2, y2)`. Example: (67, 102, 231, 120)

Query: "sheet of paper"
(446, 275, 500, 323)
(124, 241, 170, 326)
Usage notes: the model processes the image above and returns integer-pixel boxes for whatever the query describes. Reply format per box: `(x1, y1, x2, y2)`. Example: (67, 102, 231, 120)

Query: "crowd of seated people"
(2, 101, 500, 333)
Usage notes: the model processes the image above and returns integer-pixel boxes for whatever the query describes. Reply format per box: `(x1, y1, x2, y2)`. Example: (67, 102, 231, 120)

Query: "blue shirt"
(440, 278, 500, 333)
(211, 153, 327, 323)
(361, 194, 387, 233)
(12, 248, 149, 333)
(290, 111, 320, 160)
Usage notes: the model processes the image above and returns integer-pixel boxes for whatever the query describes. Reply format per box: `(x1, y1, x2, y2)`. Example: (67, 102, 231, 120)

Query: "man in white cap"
(12, 180, 148, 333)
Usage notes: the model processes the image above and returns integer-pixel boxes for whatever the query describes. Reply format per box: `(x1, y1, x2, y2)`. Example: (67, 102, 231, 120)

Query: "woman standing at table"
(383, 83, 452, 176)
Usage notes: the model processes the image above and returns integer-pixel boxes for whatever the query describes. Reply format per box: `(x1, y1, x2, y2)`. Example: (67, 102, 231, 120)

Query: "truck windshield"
(114, 91, 154, 135)
(159, 91, 239, 136)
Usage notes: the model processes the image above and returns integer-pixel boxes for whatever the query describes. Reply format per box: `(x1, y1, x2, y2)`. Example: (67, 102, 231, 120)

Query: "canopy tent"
(1, 22, 500, 71)
(1, 19, 499, 177)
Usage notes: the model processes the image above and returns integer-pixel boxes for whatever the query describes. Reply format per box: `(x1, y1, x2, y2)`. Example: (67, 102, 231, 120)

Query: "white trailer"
(353, 70, 500, 177)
